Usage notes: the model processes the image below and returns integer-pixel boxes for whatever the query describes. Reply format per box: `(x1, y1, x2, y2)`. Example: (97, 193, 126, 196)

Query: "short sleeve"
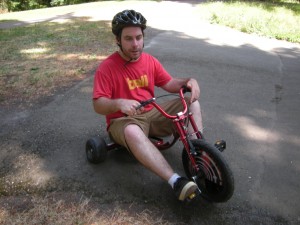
(93, 64, 112, 99)
(152, 56, 172, 87)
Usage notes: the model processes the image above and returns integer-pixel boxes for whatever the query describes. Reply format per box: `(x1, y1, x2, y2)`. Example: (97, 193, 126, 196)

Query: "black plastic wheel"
(86, 137, 107, 164)
(182, 139, 234, 202)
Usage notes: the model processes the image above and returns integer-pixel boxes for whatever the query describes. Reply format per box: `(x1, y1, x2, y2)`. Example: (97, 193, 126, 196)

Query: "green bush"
(50, 0, 92, 7)
(1, 0, 98, 12)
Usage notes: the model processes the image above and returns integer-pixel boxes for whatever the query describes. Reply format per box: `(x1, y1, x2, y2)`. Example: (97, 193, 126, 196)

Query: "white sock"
(168, 173, 180, 189)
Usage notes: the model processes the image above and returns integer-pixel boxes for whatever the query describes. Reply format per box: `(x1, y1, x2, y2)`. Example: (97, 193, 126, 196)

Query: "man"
(93, 10, 204, 201)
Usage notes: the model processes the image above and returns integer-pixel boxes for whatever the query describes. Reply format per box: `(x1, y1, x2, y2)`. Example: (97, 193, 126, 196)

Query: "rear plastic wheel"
(86, 137, 107, 164)
(182, 139, 234, 202)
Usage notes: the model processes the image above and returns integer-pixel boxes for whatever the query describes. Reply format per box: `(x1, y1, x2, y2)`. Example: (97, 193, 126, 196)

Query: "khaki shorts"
(108, 97, 189, 150)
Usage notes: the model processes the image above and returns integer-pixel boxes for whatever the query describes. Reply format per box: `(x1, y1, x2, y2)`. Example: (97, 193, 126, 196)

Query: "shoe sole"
(179, 182, 198, 201)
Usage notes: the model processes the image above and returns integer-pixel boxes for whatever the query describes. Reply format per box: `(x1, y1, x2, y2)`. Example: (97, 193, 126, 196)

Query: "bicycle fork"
(173, 112, 203, 195)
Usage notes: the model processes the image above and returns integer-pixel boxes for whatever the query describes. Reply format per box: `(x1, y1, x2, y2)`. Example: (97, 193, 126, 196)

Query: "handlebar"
(182, 85, 191, 94)
(136, 86, 189, 119)
(136, 98, 156, 110)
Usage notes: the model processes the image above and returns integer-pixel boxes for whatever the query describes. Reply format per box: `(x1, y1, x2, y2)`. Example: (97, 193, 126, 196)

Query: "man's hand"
(118, 99, 144, 116)
(186, 78, 200, 103)
(161, 78, 200, 104)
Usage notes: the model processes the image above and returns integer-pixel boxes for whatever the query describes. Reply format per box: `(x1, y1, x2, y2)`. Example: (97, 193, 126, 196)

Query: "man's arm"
(93, 97, 121, 115)
(161, 78, 200, 103)
(93, 97, 142, 116)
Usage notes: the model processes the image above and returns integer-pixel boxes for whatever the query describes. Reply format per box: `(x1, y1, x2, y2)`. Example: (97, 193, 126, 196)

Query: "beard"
(123, 47, 143, 61)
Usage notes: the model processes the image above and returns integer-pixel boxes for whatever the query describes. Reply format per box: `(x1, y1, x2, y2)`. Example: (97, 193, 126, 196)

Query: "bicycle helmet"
(112, 10, 147, 36)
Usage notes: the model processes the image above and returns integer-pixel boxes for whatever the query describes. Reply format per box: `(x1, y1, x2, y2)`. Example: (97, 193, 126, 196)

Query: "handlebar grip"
(182, 85, 191, 93)
(136, 98, 156, 110)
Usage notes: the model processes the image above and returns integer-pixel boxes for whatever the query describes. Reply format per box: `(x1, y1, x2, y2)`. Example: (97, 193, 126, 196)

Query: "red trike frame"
(149, 87, 203, 173)
(107, 86, 204, 174)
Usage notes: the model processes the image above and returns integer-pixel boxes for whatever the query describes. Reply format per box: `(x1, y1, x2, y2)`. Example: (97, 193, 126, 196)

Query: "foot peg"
(215, 140, 226, 152)
(185, 189, 201, 203)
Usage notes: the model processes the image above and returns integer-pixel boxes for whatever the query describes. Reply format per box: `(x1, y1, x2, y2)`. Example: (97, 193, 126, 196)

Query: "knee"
(191, 99, 200, 108)
(185, 97, 200, 106)
(190, 100, 202, 114)
(124, 124, 144, 140)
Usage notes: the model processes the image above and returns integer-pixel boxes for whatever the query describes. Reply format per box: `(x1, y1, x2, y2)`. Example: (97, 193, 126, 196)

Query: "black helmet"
(112, 10, 147, 36)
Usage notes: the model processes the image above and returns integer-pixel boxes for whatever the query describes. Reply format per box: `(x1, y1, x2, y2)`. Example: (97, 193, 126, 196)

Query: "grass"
(0, 195, 173, 225)
(0, 17, 115, 106)
(196, 0, 300, 43)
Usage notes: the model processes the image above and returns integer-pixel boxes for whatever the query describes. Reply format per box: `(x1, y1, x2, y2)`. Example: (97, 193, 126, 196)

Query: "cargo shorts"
(108, 97, 189, 150)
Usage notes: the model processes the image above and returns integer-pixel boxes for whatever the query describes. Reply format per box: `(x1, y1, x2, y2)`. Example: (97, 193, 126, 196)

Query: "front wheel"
(182, 139, 234, 202)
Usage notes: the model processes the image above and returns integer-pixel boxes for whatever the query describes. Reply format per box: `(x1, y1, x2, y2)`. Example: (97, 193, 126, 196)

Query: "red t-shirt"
(93, 52, 172, 128)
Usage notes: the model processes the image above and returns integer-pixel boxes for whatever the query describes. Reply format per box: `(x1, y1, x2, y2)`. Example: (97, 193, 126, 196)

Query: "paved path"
(1, 1, 300, 224)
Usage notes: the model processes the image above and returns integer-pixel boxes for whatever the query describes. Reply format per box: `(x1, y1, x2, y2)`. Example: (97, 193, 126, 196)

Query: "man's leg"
(124, 124, 198, 201)
(124, 124, 174, 181)
(189, 100, 203, 137)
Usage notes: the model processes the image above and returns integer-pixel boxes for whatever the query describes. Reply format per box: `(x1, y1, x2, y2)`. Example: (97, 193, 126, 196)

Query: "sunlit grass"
(196, 0, 300, 43)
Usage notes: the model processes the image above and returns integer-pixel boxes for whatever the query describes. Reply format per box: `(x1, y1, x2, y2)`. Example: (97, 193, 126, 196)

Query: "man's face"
(119, 26, 144, 61)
